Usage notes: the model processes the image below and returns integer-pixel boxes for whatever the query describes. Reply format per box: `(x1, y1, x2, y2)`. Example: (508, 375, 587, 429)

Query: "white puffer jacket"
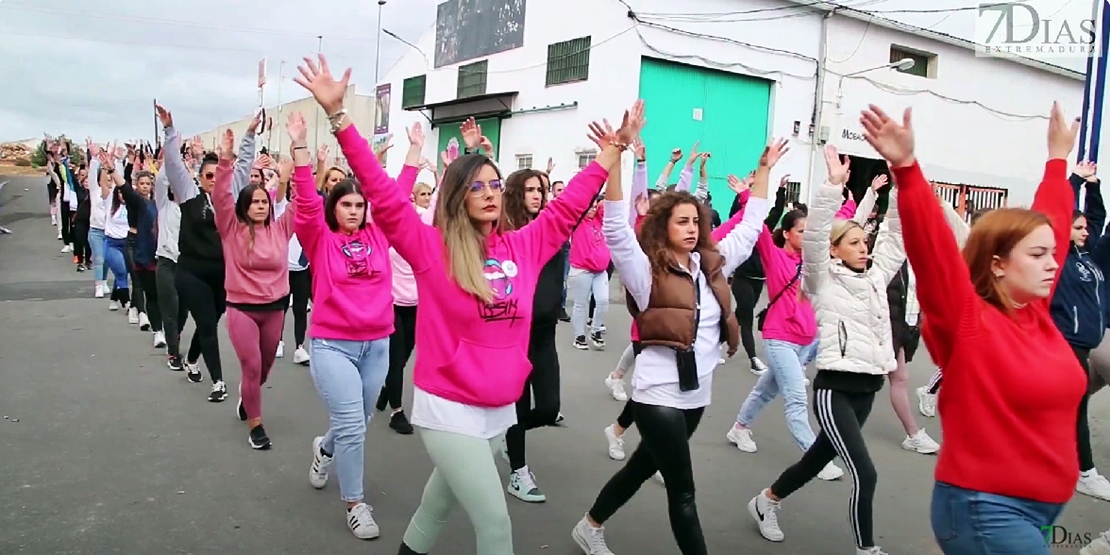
(802, 181, 905, 375)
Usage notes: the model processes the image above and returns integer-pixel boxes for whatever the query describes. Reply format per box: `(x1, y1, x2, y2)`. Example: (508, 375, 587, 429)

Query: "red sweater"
(896, 159, 1085, 504)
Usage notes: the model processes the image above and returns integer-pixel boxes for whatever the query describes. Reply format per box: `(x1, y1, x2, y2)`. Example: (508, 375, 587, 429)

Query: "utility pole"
(152, 98, 159, 148)
(375, 1, 386, 86)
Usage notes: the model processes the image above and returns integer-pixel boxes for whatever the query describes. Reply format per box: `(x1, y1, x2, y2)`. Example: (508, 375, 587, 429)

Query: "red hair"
(962, 208, 1053, 313)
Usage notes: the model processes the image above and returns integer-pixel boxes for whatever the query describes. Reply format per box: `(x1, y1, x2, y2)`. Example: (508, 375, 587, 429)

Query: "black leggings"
(379, 304, 417, 411)
(285, 268, 312, 347)
(771, 388, 878, 549)
(588, 264, 615, 321)
(135, 267, 162, 332)
(615, 342, 642, 430)
(1073, 346, 1096, 472)
(73, 219, 91, 265)
(731, 276, 764, 359)
(156, 257, 200, 360)
(176, 261, 226, 382)
(589, 402, 706, 555)
(506, 323, 561, 471)
(60, 202, 73, 245)
(125, 234, 145, 314)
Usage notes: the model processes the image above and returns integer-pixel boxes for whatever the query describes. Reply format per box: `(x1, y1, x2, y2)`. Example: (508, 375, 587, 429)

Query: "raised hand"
(859, 105, 914, 168)
(587, 119, 617, 150)
(218, 129, 235, 161)
(293, 54, 352, 116)
(374, 134, 393, 160)
(316, 144, 329, 165)
(687, 141, 701, 165)
(246, 110, 263, 135)
(871, 174, 889, 191)
(155, 104, 173, 128)
(479, 136, 494, 155)
(615, 99, 646, 145)
(285, 112, 308, 145)
(634, 193, 650, 216)
(1076, 160, 1098, 180)
(441, 149, 457, 168)
(546, 156, 555, 174)
(460, 117, 482, 150)
(670, 148, 682, 163)
(407, 122, 426, 150)
(759, 138, 790, 169)
(778, 174, 791, 189)
(823, 144, 850, 186)
(632, 140, 645, 161)
(1048, 101, 1080, 160)
(728, 174, 750, 194)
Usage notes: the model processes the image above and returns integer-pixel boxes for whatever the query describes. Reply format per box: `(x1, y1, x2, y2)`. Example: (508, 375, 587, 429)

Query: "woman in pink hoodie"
(294, 53, 643, 555)
(569, 198, 612, 350)
(211, 129, 297, 451)
(284, 112, 396, 541)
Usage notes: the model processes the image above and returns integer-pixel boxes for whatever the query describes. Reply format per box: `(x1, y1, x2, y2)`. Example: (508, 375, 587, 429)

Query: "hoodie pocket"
(838, 320, 848, 358)
(1074, 306, 1079, 335)
(435, 339, 532, 407)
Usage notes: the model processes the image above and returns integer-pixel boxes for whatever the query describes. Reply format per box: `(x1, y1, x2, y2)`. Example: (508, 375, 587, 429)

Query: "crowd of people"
(35, 52, 1110, 555)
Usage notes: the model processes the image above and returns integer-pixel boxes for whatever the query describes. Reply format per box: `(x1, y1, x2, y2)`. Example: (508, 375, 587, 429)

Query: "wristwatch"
(328, 109, 348, 133)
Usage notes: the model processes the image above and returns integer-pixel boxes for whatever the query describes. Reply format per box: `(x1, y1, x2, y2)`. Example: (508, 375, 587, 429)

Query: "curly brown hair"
(501, 168, 548, 231)
(638, 191, 716, 276)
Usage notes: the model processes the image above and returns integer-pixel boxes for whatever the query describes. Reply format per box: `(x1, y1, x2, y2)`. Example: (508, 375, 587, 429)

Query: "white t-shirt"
(410, 388, 517, 440)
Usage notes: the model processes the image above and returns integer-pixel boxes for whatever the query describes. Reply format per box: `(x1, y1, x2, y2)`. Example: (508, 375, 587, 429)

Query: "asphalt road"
(0, 174, 1106, 555)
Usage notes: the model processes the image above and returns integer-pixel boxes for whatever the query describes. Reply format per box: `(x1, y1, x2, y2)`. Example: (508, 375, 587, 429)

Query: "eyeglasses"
(469, 180, 503, 196)
(203, 172, 215, 180)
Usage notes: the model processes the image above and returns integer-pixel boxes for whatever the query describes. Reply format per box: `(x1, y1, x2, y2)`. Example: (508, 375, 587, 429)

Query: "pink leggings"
(227, 307, 285, 420)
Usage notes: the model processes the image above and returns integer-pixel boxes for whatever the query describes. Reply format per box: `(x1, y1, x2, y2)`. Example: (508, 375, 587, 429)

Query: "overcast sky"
(0, 0, 1092, 143)
(0, 0, 438, 142)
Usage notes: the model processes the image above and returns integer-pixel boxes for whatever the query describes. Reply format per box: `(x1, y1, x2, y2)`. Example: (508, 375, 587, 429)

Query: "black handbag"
(756, 263, 802, 331)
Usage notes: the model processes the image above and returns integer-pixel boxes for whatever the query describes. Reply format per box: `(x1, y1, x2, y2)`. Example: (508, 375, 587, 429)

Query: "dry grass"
(0, 161, 48, 177)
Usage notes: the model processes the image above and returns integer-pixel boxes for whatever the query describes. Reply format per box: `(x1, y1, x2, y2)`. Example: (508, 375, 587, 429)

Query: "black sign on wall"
(435, 0, 527, 69)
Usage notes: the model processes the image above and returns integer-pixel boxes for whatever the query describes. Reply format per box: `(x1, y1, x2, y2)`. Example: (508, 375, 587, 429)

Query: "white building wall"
(821, 15, 1085, 206)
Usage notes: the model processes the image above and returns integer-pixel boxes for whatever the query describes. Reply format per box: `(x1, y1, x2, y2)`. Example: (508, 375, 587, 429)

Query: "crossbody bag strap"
(765, 263, 802, 310)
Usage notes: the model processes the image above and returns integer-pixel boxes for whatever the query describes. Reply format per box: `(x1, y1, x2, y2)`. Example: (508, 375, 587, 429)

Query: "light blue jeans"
(735, 338, 819, 451)
(104, 236, 129, 289)
(88, 227, 106, 281)
(309, 337, 390, 502)
(568, 267, 608, 338)
(932, 482, 1064, 555)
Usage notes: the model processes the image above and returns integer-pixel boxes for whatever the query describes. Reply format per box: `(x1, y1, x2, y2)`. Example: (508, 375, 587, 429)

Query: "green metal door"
(638, 58, 771, 216)
(437, 118, 502, 161)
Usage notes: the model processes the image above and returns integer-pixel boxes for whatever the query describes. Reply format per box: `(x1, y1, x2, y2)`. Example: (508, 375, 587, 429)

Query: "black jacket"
(177, 191, 224, 266)
(533, 242, 568, 326)
(730, 187, 787, 281)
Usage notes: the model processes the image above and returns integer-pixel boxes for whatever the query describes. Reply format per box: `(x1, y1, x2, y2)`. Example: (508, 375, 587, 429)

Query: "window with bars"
(890, 46, 935, 78)
(577, 152, 596, 169)
(457, 60, 488, 98)
(516, 154, 533, 169)
(402, 75, 427, 109)
(546, 36, 592, 87)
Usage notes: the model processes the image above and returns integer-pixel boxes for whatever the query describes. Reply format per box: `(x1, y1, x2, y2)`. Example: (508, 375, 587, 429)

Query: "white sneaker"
(51, 214, 57, 226)
(857, 547, 890, 555)
(726, 426, 757, 452)
(309, 436, 332, 489)
(293, 346, 310, 365)
(127, 307, 139, 324)
(57, 229, 62, 239)
(153, 330, 166, 349)
(507, 466, 547, 503)
(748, 490, 784, 542)
(1077, 472, 1110, 501)
(817, 462, 844, 481)
(572, 514, 615, 555)
(346, 502, 380, 540)
(917, 385, 937, 418)
(653, 471, 664, 485)
(1081, 532, 1110, 555)
(604, 424, 625, 461)
(902, 429, 941, 454)
(108, 300, 120, 311)
(138, 312, 150, 331)
(751, 357, 769, 375)
(276, 340, 285, 359)
(604, 374, 628, 401)
(94, 283, 105, 298)
(61, 244, 72, 253)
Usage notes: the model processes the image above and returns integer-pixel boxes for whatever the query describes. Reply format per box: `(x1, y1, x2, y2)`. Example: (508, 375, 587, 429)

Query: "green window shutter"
(546, 36, 591, 87)
(402, 75, 427, 109)
(457, 60, 488, 98)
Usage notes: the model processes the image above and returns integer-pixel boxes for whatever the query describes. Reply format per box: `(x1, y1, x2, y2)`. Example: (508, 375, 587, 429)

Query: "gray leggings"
(1086, 335, 1110, 394)
(402, 428, 513, 555)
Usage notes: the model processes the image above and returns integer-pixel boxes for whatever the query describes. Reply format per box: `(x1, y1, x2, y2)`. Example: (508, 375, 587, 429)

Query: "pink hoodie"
(569, 205, 610, 272)
(388, 168, 428, 307)
(292, 164, 394, 342)
(213, 159, 296, 305)
(336, 124, 607, 407)
(754, 224, 817, 345)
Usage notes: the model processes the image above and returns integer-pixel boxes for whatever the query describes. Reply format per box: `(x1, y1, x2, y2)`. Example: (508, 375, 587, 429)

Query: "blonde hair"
(413, 182, 432, 196)
(433, 154, 501, 303)
(830, 219, 863, 246)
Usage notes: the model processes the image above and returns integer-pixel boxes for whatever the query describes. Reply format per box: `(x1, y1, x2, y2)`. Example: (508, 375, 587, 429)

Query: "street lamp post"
(835, 58, 915, 112)
(375, 1, 386, 85)
(384, 28, 430, 67)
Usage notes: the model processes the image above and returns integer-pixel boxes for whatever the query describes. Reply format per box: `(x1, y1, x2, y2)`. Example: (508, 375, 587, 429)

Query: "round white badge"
(501, 260, 518, 278)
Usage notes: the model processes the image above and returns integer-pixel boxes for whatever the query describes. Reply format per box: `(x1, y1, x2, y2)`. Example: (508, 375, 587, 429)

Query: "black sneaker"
(389, 411, 414, 435)
(208, 380, 228, 402)
(76, 264, 85, 272)
(167, 354, 183, 372)
(236, 397, 248, 421)
(573, 336, 588, 350)
(248, 425, 272, 450)
(590, 331, 605, 350)
(558, 308, 570, 322)
(185, 361, 203, 383)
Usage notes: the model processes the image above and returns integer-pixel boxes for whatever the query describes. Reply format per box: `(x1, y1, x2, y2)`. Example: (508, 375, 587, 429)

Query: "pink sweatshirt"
(836, 198, 857, 219)
(754, 225, 817, 345)
(292, 164, 395, 341)
(569, 205, 610, 272)
(388, 169, 427, 307)
(213, 159, 296, 305)
(336, 124, 607, 407)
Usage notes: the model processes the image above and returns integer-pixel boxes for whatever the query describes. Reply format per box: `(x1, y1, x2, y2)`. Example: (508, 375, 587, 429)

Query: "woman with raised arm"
(573, 134, 783, 555)
(295, 53, 637, 555)
(862, 102, 1085, 555)
(210, 129, 296, 450)
(747, 143, 905, 555)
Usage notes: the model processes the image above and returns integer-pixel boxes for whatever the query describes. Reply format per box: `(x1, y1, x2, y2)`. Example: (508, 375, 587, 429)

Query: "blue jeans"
(104, 236, 129, 289)
(735, 338, 818, 451)
(309, 337, 390, 502)
(561, 255, 569, 309)
(88, 227, 107, 281)
(568, 267, 608, 337)
(932, 482, 1065, 555)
